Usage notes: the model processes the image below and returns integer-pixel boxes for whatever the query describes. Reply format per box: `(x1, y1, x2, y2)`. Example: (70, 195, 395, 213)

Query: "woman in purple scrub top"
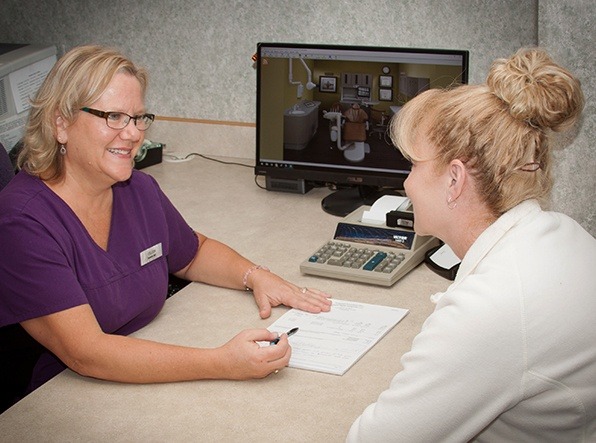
(0, 45, 331, 412)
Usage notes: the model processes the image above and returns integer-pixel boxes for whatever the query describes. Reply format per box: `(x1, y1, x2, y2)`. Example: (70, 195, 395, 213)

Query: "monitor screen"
(255, 42, 469, 216)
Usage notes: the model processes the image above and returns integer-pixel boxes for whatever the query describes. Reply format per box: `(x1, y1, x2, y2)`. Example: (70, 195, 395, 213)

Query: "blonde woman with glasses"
(0, 45, 331, 412)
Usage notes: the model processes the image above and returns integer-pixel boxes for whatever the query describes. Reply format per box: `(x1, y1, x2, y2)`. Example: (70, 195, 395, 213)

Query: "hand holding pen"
(270, 327, 299, 345)
(216, 328, 293, 379)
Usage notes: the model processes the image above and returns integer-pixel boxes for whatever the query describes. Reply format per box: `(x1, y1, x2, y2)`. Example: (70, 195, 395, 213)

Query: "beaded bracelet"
(242, 265, 270, 291)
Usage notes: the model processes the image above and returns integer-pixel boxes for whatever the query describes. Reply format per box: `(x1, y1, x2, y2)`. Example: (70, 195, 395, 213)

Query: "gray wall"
(537, 1, 595, 237)
(1, 0, 593, 236)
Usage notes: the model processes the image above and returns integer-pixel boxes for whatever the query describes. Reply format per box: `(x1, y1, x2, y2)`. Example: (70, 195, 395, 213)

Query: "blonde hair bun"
(487, 48, 584, 132)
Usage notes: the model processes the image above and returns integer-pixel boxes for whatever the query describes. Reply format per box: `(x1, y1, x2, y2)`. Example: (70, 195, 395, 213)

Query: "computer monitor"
(255, 42, 469, 216)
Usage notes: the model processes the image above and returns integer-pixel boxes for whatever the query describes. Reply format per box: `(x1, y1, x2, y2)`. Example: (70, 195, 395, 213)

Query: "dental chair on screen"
(323, 103, 370, 162)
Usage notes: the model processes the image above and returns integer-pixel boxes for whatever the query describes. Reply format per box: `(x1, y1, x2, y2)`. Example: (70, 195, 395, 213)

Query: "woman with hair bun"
(347, 48, 595, 442)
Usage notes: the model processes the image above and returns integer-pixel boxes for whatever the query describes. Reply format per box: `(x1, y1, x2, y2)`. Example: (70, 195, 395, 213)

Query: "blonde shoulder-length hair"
(390, 48, 584, 217)
(18, 45, 148, 180)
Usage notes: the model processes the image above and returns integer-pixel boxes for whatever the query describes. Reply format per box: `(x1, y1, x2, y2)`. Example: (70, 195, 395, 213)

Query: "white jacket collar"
(430, 199, 541, 304)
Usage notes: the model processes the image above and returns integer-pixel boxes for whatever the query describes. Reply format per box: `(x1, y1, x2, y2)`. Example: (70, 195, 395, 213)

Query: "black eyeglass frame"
(80, 107, 155, 131)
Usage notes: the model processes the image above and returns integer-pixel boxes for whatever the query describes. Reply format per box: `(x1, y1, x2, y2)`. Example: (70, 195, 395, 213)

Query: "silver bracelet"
(242, 265, 270, 291)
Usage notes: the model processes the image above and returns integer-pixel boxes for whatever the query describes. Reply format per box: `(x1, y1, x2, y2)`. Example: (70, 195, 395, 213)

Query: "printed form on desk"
(267, 300, 409, 375)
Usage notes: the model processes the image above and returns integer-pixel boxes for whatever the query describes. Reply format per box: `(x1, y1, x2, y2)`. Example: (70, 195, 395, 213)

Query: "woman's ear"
(447, 159, 466, 202)
(55, 114, 68, 144)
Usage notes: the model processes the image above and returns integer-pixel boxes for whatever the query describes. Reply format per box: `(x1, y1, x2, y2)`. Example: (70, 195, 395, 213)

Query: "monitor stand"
(321, 185, 402, 217)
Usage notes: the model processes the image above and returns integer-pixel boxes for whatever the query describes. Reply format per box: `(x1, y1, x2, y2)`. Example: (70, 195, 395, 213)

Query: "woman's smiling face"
(57, 72, 146, 187)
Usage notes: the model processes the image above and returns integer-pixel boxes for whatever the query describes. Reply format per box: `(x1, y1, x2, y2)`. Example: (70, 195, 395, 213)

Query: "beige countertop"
(0, 156, 451, 442)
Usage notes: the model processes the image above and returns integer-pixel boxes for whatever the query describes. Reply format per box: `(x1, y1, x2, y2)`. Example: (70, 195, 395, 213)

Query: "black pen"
(270, 327, 299, 345)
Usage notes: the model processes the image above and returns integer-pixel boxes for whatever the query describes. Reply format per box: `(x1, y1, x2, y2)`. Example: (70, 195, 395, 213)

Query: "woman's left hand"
(250, 271, 332, 319)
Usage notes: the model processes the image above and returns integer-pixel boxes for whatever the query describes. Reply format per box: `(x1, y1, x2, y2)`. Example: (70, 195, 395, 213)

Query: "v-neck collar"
(37, 175, 118, 254)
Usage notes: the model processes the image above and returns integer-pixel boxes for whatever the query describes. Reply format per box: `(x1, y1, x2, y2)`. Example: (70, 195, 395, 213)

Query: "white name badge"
(140, 243, 163, 267)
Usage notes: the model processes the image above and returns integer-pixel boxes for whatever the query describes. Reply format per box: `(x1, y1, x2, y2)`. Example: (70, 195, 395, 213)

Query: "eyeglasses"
(80, 107, 155, 131)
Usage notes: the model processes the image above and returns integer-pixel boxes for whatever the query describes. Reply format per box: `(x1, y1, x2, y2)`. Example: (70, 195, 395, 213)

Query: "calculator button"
(327, 258, 345, 266)
(363, 252, 388, 271)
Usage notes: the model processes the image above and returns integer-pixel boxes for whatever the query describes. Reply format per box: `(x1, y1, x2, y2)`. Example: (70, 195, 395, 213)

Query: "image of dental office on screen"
(258, 46, 466, 170)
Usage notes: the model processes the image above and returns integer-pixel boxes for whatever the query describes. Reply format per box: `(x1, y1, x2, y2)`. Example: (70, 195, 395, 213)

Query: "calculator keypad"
(308, 241, 405, 273)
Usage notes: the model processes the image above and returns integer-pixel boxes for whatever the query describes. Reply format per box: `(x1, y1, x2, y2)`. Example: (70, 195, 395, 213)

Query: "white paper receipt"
(361, 195, 409, 225)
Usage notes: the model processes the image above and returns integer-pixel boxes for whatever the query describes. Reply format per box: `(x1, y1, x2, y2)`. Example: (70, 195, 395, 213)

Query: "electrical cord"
(162, 152, 338, 191)
(163, 152, 253, 168)
(254, 174, 266, 189)
(162, 152, 267, 189)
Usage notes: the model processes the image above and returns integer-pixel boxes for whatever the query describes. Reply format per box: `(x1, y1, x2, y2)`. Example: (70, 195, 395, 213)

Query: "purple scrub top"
(0, 169, 199, 393)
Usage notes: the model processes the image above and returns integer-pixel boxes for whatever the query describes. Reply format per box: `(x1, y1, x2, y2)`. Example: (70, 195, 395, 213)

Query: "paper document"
(267, 299, 409, 375)
(9, 55, 56, 114)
